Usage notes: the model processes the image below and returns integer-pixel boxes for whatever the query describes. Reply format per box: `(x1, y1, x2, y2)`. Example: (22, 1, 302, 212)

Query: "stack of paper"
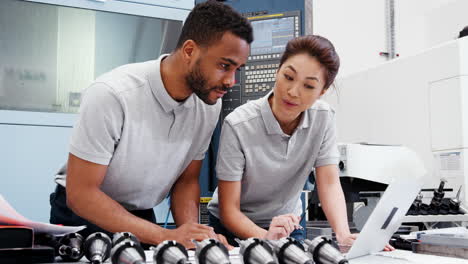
(0, 194, 84, 236)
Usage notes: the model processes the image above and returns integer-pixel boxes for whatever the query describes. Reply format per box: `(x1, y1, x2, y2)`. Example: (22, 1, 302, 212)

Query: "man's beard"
(185, 60, 228, 105)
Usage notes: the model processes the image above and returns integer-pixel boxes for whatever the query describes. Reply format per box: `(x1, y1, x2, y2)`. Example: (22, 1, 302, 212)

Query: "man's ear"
(181, 39, 199, 65)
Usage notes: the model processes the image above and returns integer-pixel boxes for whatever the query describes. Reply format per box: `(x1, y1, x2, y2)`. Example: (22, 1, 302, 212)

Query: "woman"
(207, 35, 371, 248)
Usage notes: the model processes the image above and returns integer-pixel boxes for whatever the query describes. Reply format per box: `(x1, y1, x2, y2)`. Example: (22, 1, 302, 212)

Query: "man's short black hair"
(176, 0, 253, 49)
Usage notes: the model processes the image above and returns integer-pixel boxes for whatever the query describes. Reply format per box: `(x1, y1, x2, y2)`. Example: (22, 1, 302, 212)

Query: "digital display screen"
(250, 16, 296, 56)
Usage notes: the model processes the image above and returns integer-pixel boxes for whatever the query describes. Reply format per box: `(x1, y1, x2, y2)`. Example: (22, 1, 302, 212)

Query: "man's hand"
(216, 234, 233, 250)
(164, 223, 214, 248)
(164, 223, 233, 250)
(264, 214, 301, 240)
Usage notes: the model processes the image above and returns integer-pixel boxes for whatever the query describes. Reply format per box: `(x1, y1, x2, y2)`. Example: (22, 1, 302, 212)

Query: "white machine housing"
(338, 143, 425, 185)
(326, 37, 468, 206)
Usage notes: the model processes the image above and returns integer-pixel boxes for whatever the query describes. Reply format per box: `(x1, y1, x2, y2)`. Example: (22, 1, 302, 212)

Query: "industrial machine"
(338, 143, 423, 185)
(324, 36, 468, 209)
(335, 143, 468, 231)
(322, 36, 468, 230)
(306, 144, 420, 230)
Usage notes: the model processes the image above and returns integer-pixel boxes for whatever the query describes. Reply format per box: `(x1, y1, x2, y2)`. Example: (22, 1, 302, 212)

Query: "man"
(49, 1, 252, 248)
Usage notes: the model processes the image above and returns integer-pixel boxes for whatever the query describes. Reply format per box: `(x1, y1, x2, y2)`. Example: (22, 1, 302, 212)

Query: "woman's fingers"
(271, 216, 294, 234)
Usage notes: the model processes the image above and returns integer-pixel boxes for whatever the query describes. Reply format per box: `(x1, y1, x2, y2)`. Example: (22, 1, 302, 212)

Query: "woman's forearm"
(316, 165, 351, 239)
(319, 181, 351, 237)
(220, 208, 267, 239)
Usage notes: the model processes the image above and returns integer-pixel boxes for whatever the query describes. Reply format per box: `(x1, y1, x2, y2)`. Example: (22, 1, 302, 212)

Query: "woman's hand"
(336, 233, 395, 252)
(382, 243, 395, 251)
(264, 214, 301, 240)
(336, 233, 357, 252)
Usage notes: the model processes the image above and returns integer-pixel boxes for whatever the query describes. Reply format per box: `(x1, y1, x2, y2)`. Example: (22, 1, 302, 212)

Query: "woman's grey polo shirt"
(55, 55, 221, 210)
(207, 92, 339, 226)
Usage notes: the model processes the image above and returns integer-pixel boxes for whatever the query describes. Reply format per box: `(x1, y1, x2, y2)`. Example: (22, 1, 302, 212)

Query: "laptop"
(345, 176, 423, 259)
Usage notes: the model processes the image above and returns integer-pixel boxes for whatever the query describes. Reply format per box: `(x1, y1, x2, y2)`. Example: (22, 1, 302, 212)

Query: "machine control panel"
(243, 62, 279, 98)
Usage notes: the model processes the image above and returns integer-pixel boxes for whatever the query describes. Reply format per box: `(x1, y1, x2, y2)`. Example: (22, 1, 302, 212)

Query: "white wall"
(312, 0, 387, 77)
(425, 0, 468, 48)
(313, 0, 468, 77)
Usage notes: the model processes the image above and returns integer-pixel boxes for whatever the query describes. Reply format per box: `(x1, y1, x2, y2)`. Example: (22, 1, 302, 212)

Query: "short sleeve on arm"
(215, 121, 245, 181)
(314, 111, 340, 168)
(193, 102, 221, 160)
(69, 83, 124, 165)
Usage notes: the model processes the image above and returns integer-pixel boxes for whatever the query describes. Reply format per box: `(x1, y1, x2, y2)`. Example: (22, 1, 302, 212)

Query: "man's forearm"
(68, 188, 167, 244)
(170, 181, 200, 226)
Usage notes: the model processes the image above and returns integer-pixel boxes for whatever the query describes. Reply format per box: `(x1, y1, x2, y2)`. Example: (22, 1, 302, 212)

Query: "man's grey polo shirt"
(55, 55, 221, 210)
(207, 92, 339, 226)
